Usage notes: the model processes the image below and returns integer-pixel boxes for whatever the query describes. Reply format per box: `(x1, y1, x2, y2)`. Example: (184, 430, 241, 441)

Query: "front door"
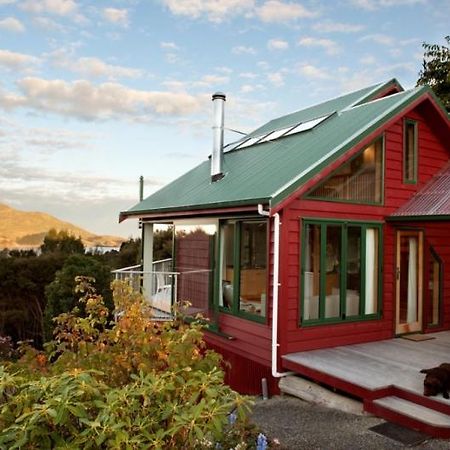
(395, 230, 423, 334)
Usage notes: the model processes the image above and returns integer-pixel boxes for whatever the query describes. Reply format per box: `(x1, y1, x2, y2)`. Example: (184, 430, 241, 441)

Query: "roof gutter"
(258, 204, 293, 379)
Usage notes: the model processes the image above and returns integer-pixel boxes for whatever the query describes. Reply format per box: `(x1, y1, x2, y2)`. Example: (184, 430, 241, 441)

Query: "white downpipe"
(258, 204, 293, 378)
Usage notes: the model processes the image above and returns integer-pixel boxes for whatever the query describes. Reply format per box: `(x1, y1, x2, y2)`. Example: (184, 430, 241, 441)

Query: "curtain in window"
(365, 228, 377, 315)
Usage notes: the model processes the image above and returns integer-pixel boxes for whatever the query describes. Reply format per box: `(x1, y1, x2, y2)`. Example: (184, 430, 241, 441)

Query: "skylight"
(284, 115, 329, 136)
(228, 113, 331, 151)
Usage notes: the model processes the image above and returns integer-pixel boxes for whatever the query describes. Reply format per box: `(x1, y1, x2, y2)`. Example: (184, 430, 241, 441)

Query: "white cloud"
(160, 42, 179, 50)
(360, 33, 394, 46)
(161, 0, 255, 23)
(240, 84, 255, 93)
(32, 16, 67, 32)
(0, 0, 17, 4)
(267, 72, 284, 87)
(0, 17, 25, 32)
(239, 72, 258, 79)
(298, 64, 330, 80)
(360, 55, 377, 65)
(349, 0, 424, 9)
(0, 77, 204, 121)
(194, 74, 230, 87)
(0, 49, 40, 71)
(51, 53, 143, 80)
(103, 8, 129, 27)
(298, 36, 340, 55)
(312, 21, 364, 33)
(232, 45, 256, 55)
(267, 38, 289, 50)
(20, 0, 78, 16)
(256, 0, 317, 23)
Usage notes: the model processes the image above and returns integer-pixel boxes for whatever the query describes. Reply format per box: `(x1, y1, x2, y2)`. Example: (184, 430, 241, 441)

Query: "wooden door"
(395, 230, 423, 334)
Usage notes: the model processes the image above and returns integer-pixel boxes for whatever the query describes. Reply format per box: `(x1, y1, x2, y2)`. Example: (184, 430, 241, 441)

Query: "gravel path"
(251, 395, 450, 450)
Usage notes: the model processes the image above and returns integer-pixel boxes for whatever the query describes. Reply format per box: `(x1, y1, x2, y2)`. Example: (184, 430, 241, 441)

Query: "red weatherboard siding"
(412, 222, 450, 331)
(279, 102, 449, 356)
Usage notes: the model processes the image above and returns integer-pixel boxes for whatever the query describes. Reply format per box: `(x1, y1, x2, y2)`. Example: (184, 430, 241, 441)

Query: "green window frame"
(305, 135, 385, 206)
(300, 219, 383, 326)
(403, 119, 418, 184)
(217, 218, 267, 323)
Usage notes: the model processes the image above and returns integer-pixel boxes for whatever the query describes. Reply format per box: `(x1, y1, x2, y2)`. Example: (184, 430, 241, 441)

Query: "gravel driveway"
(251, 395, 450, 450)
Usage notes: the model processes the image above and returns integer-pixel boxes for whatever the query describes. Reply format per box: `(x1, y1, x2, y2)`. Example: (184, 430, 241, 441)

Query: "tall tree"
(40, 229, 85, 255)
(417, 36, 450, 111)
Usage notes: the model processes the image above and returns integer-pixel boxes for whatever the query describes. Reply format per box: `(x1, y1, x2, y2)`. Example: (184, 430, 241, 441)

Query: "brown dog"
(420, 363, 450, 398)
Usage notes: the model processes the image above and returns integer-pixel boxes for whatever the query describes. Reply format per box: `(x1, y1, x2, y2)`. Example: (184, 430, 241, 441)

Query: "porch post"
(142, 223, 154, 302)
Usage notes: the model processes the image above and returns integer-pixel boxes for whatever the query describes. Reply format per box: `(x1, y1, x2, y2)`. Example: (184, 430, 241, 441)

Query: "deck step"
(373, 396, 450, 428)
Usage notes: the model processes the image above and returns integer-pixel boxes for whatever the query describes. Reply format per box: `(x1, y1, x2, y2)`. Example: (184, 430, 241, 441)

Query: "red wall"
(200, 98, 449, 392)
(280, 101, 449, 355)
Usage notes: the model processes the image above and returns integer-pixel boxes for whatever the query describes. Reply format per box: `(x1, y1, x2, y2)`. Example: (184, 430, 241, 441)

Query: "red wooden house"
(119, 79, 450, 431)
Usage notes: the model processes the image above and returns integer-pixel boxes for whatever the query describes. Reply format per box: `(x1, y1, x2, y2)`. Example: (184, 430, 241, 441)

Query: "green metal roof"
(121, 81, 436, 220)
(246, 79, 402, 138)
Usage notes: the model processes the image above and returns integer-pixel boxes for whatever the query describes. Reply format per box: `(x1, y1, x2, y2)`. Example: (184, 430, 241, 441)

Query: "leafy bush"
(0, 278, 253, 449)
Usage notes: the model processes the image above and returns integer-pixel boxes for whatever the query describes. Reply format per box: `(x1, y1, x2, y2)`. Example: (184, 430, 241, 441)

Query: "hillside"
(0, 203, 125, 249)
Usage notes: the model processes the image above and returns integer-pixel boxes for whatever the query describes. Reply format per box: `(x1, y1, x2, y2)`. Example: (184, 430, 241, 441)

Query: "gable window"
(301, 219, 382, 325)
(404, 119, 418, 183)
(219, 219, 267, 321)
(307, 136, 384, 204)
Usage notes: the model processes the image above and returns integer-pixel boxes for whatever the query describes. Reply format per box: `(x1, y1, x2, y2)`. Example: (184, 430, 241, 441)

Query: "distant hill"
(0, 203, 125, 250)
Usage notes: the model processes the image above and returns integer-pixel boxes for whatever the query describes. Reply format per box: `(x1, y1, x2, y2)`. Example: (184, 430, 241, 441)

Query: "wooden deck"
(282, 331, 450, 438)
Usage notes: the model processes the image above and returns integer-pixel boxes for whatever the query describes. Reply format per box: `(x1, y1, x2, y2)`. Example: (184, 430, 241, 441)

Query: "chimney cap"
(212, 92, 226, 101)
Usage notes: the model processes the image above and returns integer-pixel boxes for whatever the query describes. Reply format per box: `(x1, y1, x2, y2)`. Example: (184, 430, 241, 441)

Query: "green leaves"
(0, 280, 253, 449)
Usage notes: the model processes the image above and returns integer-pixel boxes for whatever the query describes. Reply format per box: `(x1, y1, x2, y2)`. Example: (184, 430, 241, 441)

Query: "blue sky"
(0, 0, 448, 238)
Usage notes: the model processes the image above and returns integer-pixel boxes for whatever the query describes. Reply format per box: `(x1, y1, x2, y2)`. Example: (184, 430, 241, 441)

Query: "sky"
(0, 0, 448, 238)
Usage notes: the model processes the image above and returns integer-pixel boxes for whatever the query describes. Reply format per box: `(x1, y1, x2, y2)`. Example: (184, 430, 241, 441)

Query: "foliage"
(154, 227, 173, 261)
(43, 255, 112, 341)
(40, 229, 85, 255)
(0, 279, 254, 449)
(417, 36, 450, 111)
(0, 254, 65, 347)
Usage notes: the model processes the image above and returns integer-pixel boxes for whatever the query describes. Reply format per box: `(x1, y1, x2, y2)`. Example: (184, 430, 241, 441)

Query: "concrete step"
(373, 396, 450, 427)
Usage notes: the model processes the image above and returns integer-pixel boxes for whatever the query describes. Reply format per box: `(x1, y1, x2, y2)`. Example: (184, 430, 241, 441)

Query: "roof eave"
(119, 197, 271, 222)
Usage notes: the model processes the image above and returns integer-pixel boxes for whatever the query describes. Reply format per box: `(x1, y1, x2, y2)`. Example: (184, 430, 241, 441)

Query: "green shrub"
(0, 278, 253, 449)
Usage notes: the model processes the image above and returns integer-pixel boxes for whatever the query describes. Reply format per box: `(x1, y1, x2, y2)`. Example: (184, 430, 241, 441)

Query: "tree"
(40, 229, 85, 255)
(417, 36, 450, 111)
(44, 254, 112, 340)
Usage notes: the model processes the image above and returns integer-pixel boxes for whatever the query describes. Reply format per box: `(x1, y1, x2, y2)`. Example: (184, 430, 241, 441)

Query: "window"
(404, 119, 418, 184)
(427, 248, 442, 327)
(219, 219, 267, 321)
(307, 136, 384, 204)
(301, 219, 382, 324)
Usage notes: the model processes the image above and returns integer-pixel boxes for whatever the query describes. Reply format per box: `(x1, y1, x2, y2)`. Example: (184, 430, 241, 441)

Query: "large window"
(307, 136, 384, 204)
(404, 119, 418, 184)
(219, 219, 267, 321)
(301, 219, 382, 325)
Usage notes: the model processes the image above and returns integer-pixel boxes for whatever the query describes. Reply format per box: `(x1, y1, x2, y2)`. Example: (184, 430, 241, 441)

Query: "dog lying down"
(420, 363, 450, 398)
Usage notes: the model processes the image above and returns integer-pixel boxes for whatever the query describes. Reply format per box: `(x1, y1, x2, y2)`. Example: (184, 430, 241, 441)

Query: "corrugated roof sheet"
(122, 83, 430, 219)
(391, 163, 450, 217)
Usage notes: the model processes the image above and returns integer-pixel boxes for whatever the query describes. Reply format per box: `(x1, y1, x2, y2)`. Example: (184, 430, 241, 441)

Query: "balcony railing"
(112, 259, 213, 321)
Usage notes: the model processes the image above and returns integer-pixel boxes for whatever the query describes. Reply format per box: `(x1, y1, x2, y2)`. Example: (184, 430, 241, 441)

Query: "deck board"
(282, 331, 450, 401)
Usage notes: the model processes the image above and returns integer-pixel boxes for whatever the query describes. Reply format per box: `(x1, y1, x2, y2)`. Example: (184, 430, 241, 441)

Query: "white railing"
(112, 259, 177, 320)
(112, 259, 214, 321)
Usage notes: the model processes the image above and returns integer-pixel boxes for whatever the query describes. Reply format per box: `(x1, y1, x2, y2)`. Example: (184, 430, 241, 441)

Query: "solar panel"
(284, 115, 329, 136)
(235, 136, 263, 149)
(259, 125, 295, 142)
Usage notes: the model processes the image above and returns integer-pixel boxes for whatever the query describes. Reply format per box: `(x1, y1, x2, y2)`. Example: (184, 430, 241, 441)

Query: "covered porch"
(282, 331, 450, 438)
